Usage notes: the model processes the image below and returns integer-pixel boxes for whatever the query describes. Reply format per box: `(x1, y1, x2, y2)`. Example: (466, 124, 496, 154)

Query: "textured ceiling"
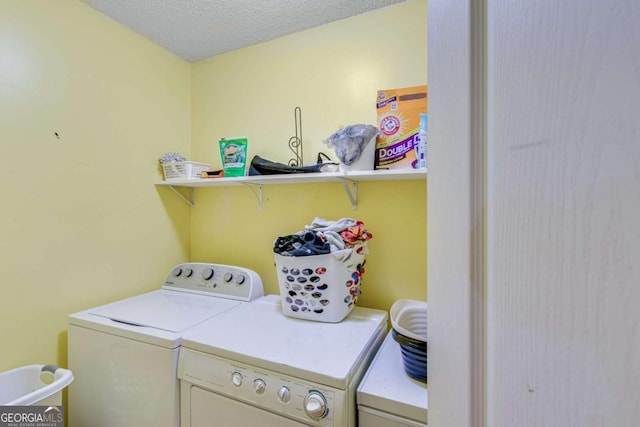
(79, 0, 407, 62)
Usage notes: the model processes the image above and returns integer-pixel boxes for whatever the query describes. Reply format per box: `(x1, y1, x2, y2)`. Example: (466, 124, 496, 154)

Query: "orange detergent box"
(375, 85, 428, 169)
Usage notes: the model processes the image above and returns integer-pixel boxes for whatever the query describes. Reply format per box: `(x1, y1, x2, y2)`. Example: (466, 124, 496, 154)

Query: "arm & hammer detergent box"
(375, 85, 427, 170)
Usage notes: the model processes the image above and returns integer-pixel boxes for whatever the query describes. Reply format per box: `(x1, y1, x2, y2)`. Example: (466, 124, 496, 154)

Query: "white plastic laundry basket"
(162, 161, 210, 180)
(0, 364, 74, 406)
(274, 250, 366, 323)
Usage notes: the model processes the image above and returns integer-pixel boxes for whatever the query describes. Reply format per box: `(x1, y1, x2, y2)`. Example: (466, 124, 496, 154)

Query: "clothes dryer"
(178, 294, 387, 427)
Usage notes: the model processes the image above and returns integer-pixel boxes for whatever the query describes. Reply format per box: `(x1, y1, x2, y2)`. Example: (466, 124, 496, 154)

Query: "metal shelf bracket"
(242, 183, 264, 210)
(339, 178, 358, 210)
(168, 185, 195, 208)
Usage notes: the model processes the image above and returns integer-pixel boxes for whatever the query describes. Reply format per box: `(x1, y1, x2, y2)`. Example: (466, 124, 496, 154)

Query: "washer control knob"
(184, 268, 194, 278)
(231, 372, 243, 387)
(253, 379, 266, 395)
(303, 391, 328, 420)
(223, 272, 233, 283)
(202, 268, 214, 280)
(173, 267, 183, 277)
(277, 386, 291, 404)
(235, 274, 246, 285)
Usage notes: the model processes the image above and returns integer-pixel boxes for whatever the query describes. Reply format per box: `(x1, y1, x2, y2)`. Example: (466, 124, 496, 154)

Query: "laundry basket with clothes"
(273, 217, 373, 323)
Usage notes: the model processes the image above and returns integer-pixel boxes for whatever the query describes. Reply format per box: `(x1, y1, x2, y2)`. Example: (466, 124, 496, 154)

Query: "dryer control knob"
(223, 272, 233, 283)
(184, 268, 194, 277)
(202, 268, 214, 280)
(173, 267, 183, 277)
(253, 379, 266, 395)
(231, 372, 243, 387)
(303, 391, 328, 420)
(277, 386, 291, 404)
(235, 274, 246, 285)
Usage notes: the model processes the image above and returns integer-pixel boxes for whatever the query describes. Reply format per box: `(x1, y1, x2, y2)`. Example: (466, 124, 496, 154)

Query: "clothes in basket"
(273, 217, 372, 323)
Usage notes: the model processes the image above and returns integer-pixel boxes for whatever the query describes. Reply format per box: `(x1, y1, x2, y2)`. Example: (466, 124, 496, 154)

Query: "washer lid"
(89, 289, 241, 332)
(181, 294, 387, 389)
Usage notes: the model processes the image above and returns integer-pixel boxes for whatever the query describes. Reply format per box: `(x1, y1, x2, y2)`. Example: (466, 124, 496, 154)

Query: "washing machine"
(357, 330, 428, 426)
(67, 263, 263, 427)
(177, 294, 387, 427)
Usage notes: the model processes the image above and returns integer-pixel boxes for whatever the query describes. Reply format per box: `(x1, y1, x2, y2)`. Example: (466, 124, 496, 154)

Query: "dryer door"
(189, 386, 306, 427)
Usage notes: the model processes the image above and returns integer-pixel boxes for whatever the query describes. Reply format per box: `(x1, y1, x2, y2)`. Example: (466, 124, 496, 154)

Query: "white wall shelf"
(155, 169, 427, 210)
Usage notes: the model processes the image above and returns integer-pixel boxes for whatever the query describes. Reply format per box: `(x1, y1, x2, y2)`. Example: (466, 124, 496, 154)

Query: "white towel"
(304, 217, 357, 233)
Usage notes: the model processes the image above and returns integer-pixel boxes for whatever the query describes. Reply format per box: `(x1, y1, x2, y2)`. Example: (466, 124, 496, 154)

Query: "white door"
(428, 1, 640, 426)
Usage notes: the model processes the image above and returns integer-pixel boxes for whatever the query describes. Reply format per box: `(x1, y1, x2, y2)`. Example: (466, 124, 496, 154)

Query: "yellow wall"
(189, 0, 427, 312)
(0, 0, 426, 375)
(0, 0, 191, 371)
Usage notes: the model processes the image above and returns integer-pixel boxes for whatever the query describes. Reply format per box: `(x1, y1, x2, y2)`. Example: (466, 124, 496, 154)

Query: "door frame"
(427, 1, 486, 426)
